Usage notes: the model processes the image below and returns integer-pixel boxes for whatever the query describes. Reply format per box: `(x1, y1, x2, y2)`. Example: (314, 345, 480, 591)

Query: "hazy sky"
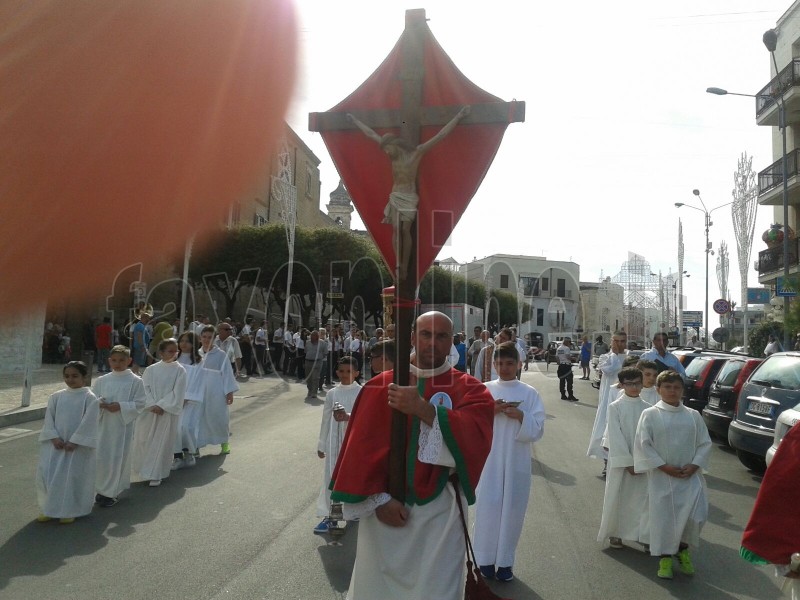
(286, 1, 787, 330)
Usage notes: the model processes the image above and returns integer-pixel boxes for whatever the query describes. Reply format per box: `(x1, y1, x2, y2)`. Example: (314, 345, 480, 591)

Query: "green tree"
(419, 266, 532, 325)
(188, 225, 391, 326)
(748, 320, 785, 357)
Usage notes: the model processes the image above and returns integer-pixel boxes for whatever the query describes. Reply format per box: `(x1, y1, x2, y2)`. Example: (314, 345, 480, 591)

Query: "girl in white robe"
(172, 332, 205, 467)
(473, 344, 545, 580)
(93, 347, 145, 505)
(131, 339, 187, 486)
(196, 334, 238, 453)
(634, 371, 712, 579)
(597, 369, 650, 549)
(36, 361, 99, 522)
(315, 358, 361, 527)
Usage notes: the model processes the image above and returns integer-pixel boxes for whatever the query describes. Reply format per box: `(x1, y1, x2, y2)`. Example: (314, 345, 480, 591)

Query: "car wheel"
(735, 449, 766, 473)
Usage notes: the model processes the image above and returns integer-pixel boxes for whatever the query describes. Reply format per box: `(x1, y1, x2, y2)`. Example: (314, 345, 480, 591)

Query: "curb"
(0, 407, 47, 428)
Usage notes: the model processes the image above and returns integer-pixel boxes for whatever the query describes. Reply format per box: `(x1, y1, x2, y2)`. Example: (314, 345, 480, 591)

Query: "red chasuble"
(740, 423, 800, 565)
(330, 369, 493, 505)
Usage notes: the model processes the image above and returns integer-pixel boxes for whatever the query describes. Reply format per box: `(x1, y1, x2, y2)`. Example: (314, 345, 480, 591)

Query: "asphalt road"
(0, 364, 783, 600)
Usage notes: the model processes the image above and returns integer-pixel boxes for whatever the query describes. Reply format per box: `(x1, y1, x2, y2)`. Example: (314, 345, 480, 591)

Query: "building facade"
(461, 254, 581, 342)
(754, 3, 800, 322)
(578, 279, 625, 340)
(227, 122, 340, 230)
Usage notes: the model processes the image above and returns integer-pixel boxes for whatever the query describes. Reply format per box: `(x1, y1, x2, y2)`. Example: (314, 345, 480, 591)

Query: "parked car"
(681, 352, 736, 413)
(672, 346, 734, 370)
(702, 357, 763, 442)
(729, 352, 800, 472)
(765, 402, 800, 466)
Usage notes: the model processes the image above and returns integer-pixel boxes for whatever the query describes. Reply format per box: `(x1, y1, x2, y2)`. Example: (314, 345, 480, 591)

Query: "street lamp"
(676, 193, 733, 348)
(705, 27, 791, 350)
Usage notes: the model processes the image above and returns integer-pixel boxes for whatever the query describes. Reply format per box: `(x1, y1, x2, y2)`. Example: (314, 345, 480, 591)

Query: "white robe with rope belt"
(633, 400, 712, 555)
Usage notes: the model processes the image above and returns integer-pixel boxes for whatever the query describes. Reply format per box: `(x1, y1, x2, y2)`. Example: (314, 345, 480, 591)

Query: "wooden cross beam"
(308, 8, 523, 502)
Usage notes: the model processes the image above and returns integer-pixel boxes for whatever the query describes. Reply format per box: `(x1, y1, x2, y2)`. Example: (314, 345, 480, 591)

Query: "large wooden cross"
(309, 9, 524, 501)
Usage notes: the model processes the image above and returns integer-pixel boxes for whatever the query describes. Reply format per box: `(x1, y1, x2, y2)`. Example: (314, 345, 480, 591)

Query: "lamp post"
(706, 27, 790, 350)
(676, 194, 733, 348)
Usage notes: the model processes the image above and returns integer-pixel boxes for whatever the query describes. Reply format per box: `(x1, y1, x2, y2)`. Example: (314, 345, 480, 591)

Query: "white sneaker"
(149, 479, 162, 487)
(184, 454, 196, 467)
(171, 459, 184, 471)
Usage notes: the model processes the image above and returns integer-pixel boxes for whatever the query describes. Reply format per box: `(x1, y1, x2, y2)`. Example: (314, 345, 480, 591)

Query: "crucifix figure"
(346, 106, 470, 279)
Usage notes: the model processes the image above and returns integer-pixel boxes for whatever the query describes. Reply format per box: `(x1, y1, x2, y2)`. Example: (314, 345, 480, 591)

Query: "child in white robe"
(93, 345, 145, 506)
(634, 370, 712, 580)
(36, 361, 99, 523)
(315, 356, 362, 533)
(131, 338, 187, 486)
(473, 342, 545, 583)
(636, 360, 660, 406)
(172, 332, 205, 469)
(598, 367, 650, 550)
(197, 325, 239, 454)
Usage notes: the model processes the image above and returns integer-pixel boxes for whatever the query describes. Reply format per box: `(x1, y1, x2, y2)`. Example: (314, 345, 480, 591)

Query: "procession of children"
(35, 327, 237, 523)
(36, 321, 716, 586)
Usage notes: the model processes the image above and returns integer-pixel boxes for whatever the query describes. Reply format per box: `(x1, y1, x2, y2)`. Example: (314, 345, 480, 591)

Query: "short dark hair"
(201, 325, 216, 336)
(636, 359, 659, 372)
(63, 361, 88, 377)
(493, 341, 519, 362)
(370, 339, 396, 363)
(337, 356, 359, 371)
(617, 367, 643, 384)
(653, 332, 668, 342)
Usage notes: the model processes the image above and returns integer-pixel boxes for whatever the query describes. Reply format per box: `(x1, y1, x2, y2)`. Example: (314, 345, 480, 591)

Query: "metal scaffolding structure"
(612, 252, 663, 342)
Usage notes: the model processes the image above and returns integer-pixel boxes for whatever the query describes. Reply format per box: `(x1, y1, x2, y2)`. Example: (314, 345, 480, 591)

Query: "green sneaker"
(657, 557, 674, 579)
(220, 442, 231, 455)
(676, 549, 695, 575)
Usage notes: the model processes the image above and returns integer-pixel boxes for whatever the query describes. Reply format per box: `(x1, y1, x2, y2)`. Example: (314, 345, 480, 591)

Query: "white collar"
(410, 361, 452, 378)
(656, 399, 684, 412)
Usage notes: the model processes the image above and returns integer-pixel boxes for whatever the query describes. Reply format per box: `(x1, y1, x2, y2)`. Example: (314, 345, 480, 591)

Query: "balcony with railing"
(756, 238, 800, 279)
(757, 148, 800, 205)
(755, 58, 800, 126)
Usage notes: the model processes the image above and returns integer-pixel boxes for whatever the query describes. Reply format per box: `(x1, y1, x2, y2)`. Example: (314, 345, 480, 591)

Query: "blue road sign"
(682, 311, 703, 328)
(747, 287, 771, 304)
(776, 277, 798, 298)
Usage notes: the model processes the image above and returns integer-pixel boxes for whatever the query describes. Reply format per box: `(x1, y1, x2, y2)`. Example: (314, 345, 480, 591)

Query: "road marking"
(0, 428, 40, 444)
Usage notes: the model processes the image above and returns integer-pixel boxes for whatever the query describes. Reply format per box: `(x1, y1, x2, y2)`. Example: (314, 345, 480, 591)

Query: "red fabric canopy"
(316, 22, 516, 281)
(741, 423, 800, 564)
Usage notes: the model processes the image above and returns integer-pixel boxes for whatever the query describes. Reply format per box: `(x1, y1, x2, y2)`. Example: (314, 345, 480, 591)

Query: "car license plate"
(707, 396, 720, 409)
(748, 401, 773, 416)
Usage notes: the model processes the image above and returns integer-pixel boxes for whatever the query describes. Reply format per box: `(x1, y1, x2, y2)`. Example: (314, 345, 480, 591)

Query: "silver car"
(766, 402, 800, 466)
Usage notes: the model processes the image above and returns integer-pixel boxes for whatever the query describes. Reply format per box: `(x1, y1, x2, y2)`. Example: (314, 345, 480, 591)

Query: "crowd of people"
(33, 312, 796, 597)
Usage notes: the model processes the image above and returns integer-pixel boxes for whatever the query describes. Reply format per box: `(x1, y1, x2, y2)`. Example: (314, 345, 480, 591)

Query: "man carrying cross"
(347, 106, 470, 279)
(329, 311, 494, 599)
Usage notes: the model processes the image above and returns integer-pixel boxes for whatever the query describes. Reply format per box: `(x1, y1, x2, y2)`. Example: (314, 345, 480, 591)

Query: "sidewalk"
(0, 364, 303, 428)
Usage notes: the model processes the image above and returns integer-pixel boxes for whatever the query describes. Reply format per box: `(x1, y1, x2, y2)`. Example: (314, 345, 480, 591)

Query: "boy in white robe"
(634, 370, 712, 580)
(93, 346, 145, 506)
(314, 356, 361, 533)
(36, 361, 99, 523)
(587, 331, 627, 477)
(636, 359, 660, 406)
(131, 339, 187, 486)
(197, 325, 239, 454)
(473, 341, 545, 583)
(597, 367, 650, 550)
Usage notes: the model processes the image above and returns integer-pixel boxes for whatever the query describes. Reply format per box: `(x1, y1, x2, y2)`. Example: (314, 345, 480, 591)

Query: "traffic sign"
(776, 277, 798, 297)
(713, 298, 731, 315)
(712, 327, 730, 343)
(682, 311, 703, 328)
(747, 287, 771, 304)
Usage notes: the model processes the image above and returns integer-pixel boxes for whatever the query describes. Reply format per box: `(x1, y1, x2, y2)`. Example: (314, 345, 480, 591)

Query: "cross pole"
(309, 9, 524, 502)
